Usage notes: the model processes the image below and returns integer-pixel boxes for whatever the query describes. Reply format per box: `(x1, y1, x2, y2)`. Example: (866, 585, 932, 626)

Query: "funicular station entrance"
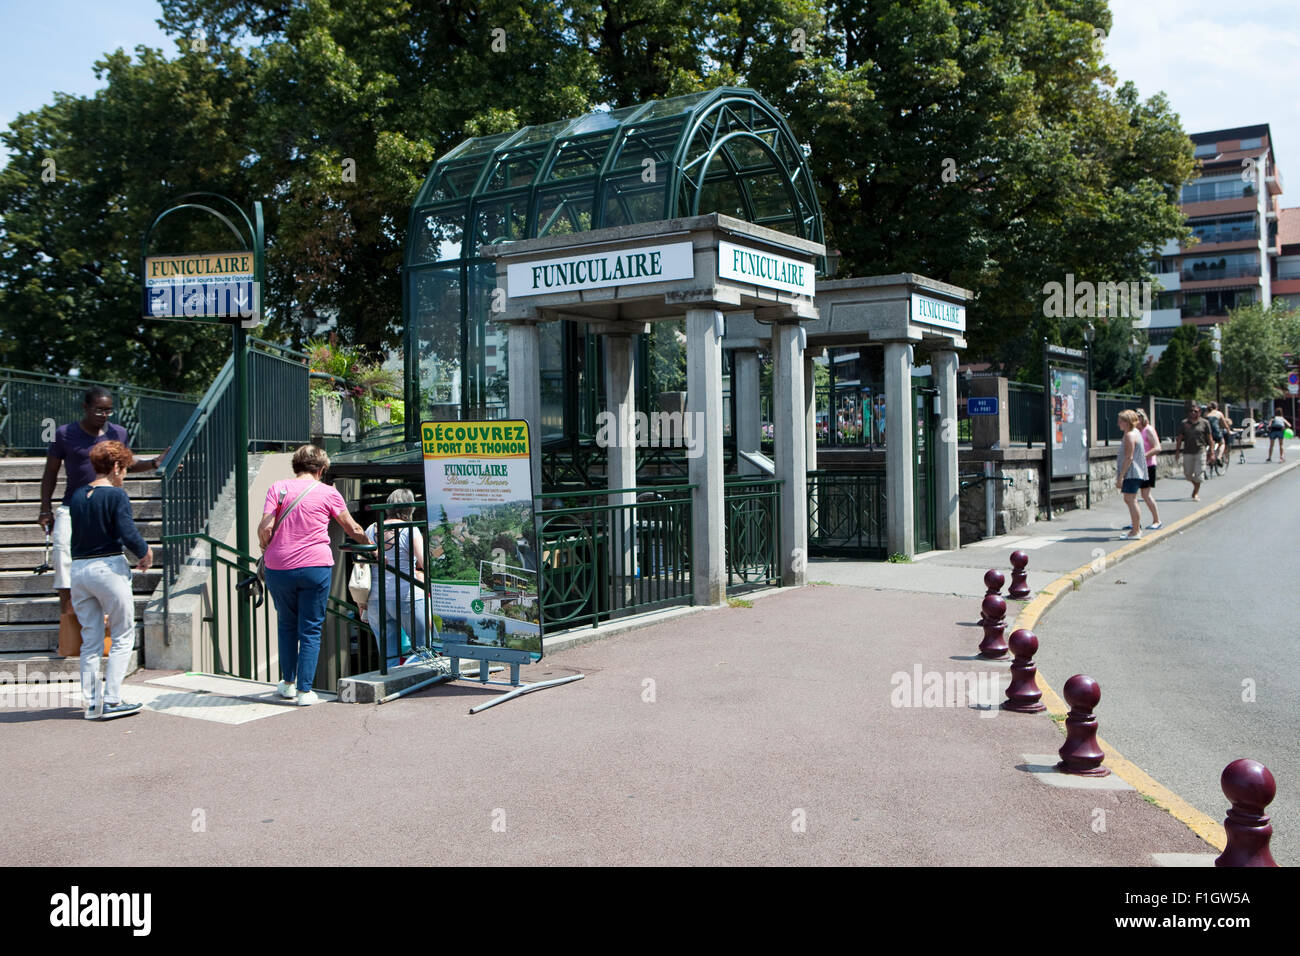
(329, 87, 969, 648)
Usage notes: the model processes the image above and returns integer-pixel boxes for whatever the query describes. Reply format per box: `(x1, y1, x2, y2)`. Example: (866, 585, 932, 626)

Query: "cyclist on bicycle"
(1205, 402, 1226, 471)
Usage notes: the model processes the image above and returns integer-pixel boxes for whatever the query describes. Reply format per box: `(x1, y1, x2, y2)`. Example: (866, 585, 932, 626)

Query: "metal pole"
(234, 322, 251, 676)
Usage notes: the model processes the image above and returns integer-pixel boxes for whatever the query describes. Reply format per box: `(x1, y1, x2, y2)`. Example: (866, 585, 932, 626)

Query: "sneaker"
(84, 704, 100, 721)
(98, 701, 143, 720)
(276, 680, 297, 700)
(1148, 522, 1163, 530)
(296, 690, 319, 706)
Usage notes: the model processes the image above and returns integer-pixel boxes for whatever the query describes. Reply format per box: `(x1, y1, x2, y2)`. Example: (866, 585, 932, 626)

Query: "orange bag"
(58, 612, 112, 658)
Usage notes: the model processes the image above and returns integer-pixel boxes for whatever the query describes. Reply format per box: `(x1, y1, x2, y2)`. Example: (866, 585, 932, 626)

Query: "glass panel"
(747, 171, 796, 225)
(1239, 137, 1262, 150)
(410, 266, 463, 422)
(635, 91, 709, 120)
(546, 132, 615, 181)
(1188, 215, 1258, 245)
(411, 202, 468, 263)
(696, 153, 748, 219)
(1193, 143, 1218, 158)
(534, 185, 596, 236)
(1181, 179, 1256, 203)
(467, 263, 508, 419)
(539, 322, 564, 440)
(430, 160, 487, 201)
(600, 174, 667, 227)
(472, 194, 530, 249)
(1182, 252, 1259, 281)
(724, 135, 772, 173)
(609, 118, 685, 172)
(484, 148, 547, 192)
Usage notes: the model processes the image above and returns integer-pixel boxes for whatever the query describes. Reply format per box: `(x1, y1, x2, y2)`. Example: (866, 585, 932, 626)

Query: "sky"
(2, 0, 1299, 196)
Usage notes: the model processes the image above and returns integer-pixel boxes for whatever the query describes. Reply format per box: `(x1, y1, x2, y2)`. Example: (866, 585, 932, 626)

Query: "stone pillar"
(883, 340, 915, 558)
(686, 308, 726, 606)
(771, 321, 808, 586)
(604, 332, 638, 580)
(804, 353, 818, 471)
(932, 349, 960, 551)
(733, 348, 761, 475)
(1088, 389, 1099, 446)
(971, 375, 1009, 450)
(505, 319, 543, 494)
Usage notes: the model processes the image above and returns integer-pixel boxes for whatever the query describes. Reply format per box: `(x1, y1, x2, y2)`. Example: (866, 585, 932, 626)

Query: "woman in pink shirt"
(257, 445, 370, 705)
(1135, 410, 1162, 531)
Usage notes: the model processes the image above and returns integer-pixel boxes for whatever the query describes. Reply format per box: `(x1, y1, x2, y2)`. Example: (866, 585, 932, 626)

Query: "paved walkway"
(1, 441, 1293, 866)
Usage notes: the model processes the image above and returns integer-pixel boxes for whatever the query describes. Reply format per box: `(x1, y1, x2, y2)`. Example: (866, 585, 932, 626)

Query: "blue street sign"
(967, 397, 999, 415)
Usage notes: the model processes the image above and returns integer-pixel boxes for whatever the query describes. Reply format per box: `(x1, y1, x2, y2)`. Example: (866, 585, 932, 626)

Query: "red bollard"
(1001, 629, 1046, 713)
(1056, 675, 1109, 776)
(980, 570, 1005, 622)
(977, 594, 1009, 659)
(1215, 759, 1278, 867)
(1008, 550, 1031, 599)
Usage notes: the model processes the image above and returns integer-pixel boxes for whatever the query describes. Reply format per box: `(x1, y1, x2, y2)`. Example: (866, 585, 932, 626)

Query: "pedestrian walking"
(1135, 409, 1162, 530)
(1265, 407, 1292, 463)
(258, 445, 371, 705)
(39, 387, 167, 642)
(1115, 410, 1148, 539)
(1171, 404, 1213, 501)
(68, 441, 153, 720)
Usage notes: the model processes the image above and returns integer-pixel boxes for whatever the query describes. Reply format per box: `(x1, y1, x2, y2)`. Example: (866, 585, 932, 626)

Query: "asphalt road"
(1034, 463, 1300, 865)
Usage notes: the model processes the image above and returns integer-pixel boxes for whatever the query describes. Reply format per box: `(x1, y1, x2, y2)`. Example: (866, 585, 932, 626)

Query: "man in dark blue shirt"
(38, 387, 167, 623)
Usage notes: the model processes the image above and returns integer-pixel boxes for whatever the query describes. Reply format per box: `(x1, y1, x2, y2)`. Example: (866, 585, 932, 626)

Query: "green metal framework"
(399, 87, 825, 458)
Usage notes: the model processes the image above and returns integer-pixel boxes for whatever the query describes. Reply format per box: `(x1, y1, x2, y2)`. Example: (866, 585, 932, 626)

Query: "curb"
(1012, 456, 1300, 853)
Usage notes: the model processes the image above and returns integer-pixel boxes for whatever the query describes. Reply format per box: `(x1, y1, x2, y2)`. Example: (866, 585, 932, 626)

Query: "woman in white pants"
(68, 441, 152, 720)
(363, 489, 430, 665)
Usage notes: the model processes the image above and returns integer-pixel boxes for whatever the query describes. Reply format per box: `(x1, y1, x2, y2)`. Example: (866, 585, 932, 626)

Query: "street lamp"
(1083, 321, 1095, 391)
(1130, 333, 1141, 390)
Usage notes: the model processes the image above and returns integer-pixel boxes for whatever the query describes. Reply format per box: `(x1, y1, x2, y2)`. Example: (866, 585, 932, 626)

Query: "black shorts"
(1140, 468, 1156, 489)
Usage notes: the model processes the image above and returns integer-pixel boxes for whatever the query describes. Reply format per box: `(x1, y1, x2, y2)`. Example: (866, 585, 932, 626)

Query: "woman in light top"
(1115, 410, 1148, 540)
(1134, 410, 1162, 531)
(362, 488, 431, 666)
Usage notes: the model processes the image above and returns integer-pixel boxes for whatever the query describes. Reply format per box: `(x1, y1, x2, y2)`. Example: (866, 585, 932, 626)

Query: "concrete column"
(971, 375, 1009, 449)
(686, 308, 726, 606)
(604, 333, 638, 580)
(932, 349, 960, 551)
(772, 322, 808, 586)
(505, 319, 543, 494)
(804, 353, 817, 471)
(883, 340, 915, 558)
(733, 348, 761, 475)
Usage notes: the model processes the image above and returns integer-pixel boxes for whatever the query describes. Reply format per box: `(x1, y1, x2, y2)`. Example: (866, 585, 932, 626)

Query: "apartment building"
(1141, 124, 1284, 360)
(1274, 207, 1300, 310)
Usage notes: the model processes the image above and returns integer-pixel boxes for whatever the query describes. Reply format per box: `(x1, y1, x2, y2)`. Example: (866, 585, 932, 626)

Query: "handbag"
(237, 481, 319, 607)
(348, 557, 372, 606)
(58, 612, 111, 658)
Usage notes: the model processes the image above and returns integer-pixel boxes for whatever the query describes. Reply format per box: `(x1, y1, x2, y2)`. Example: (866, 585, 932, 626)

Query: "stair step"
(0, 500, 161, 521)
(0, 596, 151, 625)
(0, 521, 162, 546)
(0, 624, 60, 652)
(0, 547, 165, 571)
(0, 479, 161, 500)
(0, 650, 140, 682)
(0, 570, 160, 596)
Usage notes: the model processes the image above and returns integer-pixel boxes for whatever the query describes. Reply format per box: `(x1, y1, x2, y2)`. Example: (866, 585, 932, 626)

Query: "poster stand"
(443, 643, 584, 714)
(1042, 339, 1091, 520)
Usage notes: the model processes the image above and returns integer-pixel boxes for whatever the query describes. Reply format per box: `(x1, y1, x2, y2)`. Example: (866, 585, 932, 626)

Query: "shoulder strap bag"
(237, 481, 319, 608)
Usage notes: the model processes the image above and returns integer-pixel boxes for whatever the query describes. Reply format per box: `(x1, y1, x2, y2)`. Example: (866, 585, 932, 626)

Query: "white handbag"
(348, 557, 371, 606)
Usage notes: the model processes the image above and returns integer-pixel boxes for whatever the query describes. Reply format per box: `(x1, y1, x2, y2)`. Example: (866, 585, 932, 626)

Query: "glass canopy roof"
(406, 86, 824, 264)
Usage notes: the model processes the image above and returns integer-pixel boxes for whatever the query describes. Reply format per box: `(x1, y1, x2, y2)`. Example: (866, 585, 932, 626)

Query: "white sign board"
(910, 293, 966, 333)
(717, 240, 816, 297)
(507, 242, 693, 298)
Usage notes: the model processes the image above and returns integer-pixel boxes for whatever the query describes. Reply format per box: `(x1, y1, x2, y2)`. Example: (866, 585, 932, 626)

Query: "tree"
(1222, 302, 1300, 410)
(1145, 325, 1213, 400)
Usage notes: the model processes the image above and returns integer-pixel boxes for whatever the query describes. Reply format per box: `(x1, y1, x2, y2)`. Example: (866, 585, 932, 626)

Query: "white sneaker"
(277, 680, 297, 700)
(296, 690, 319, 706)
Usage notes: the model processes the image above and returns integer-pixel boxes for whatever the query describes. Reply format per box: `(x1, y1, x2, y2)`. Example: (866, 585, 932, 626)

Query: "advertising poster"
(1049, 366, 1089, 477)
(421, 420, 542, 661)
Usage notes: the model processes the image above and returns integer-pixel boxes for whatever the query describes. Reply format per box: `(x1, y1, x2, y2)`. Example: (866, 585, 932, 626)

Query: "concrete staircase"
(0, 458, 161, 681)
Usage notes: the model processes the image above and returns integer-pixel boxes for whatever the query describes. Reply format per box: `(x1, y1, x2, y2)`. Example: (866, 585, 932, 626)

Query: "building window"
(1239, 137, 1263, 150)
(1188, 215, 1258, 245)
(1181, 179, 1257, 203)
(1182, 252, 1260, 282)
(1193, 143, 1219, 158)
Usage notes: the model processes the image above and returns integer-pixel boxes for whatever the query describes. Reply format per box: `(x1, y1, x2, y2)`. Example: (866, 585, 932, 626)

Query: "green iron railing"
(1007, 381, 1047, 446)
(1153, 398, 1185, 442)
(1096, 392, 1142, 445)
(724, 477, 782, 590)
(0, 366, 198, 454)
(537, 484, 695, 631)
(807, 469, 887, 557)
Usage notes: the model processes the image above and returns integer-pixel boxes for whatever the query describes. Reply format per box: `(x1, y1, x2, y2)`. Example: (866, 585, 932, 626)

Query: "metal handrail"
(0, 365, 201, 400)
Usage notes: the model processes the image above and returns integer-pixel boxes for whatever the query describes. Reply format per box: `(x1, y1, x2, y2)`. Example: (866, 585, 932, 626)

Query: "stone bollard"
(977, 594, 1009, 660)
(1008, 550, 1031, 599)
(1215, 759, 1278, 867)
(980, 570, 1006, 622)
(1056, 675, 1110, 776)
(1001, 629, 1046, 713)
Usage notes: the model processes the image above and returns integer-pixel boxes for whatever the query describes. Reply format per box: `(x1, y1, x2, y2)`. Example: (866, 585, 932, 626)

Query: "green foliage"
(1221, 303, 1300, 408)
(1145, 325, 1213, 400)
(0, 0, 1194, 392)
